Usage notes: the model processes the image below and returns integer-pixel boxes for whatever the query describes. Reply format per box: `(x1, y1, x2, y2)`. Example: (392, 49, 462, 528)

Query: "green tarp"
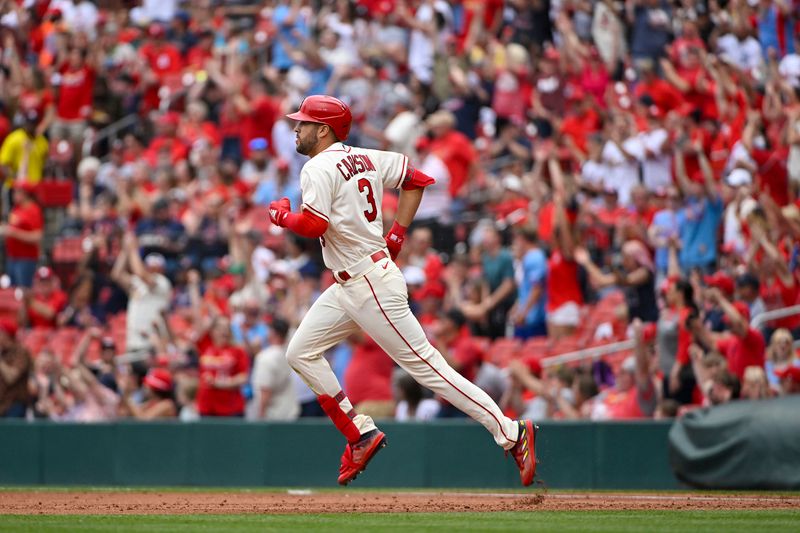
(669, 395, 800, 489)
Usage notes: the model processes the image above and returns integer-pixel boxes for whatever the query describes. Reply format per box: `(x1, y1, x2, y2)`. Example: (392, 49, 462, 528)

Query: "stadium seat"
(36, 180, 74, 208)
(485, 338, 521, 367)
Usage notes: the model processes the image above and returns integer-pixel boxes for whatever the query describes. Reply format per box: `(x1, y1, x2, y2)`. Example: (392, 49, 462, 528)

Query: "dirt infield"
(1, 490, 798, 514)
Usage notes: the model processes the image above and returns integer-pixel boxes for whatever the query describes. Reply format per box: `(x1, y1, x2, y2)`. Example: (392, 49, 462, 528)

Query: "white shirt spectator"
(125, 274, 172, 353)
(581, 159, 608, 191)
(415, 152, 451, 222)
(602, 137, 644, 206)
(395, 398, 441, 421)
(130, 0, 178, 24)
(248, 344, 300, 421)
(384, 110, 423, 156)
(780, 52, 800, 88)
(639, 128, 672, 192)
(717, 34, 764, 74)
(408, 4, 436, 84)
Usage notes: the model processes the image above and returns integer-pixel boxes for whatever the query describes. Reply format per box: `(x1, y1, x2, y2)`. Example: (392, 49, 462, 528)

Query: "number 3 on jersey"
(358, 178, 377, 222)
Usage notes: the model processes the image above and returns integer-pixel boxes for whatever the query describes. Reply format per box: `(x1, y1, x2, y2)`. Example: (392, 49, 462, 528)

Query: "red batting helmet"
(286, 95, 352, 141)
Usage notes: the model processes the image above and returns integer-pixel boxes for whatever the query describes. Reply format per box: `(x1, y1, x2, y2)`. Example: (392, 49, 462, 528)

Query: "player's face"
(294, 121, 321, 155)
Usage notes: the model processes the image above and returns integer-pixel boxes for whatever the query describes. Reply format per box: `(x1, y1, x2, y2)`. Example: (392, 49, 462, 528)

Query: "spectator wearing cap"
(736, 272, 766, 324)
(135, 196, 187, 277)
(703, 271, 737, 332)
(51, 46, 96, 146)
(72, 328, 119, 393)
(775, 365, 800, 395)
(179, 101, 221, 148)
(19, 266, 67, 329)
(590, 319, 659, 420)
(632, 60, 684, 117)
(559, 88, 601, 157)
(248, 317, 299, 421)
(139, 22, 184, 80)
(694, 288, 766, 381)
(1, 181, 43, 287)
(505, 358, 575, 421)
(674, 135, 723, 273)
(241, 138, 271, 185)
(196, 315, 250, 417)
(576, 240, 659, 323)
(0, 110, 48, 187)
(509, 227, 547, 339)
(231, 298, 269, 358)
(121, 367, 177, 420)
(0, 320, 31, 417)
(111, 232, 172, 355)
(741, 111, 790, 208)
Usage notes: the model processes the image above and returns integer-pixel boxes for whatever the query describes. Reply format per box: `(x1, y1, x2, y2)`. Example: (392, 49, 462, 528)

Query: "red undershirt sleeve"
(401, 165, 436, 191)
(284, 209, 328, 239)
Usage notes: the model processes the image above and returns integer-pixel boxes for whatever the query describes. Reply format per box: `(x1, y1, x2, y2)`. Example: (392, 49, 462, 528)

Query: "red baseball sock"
(318, 392, 360, 444)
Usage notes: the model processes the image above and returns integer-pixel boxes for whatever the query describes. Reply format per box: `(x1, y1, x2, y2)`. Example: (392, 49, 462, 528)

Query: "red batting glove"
(269, 197, 292, 227)
(384, 221, 407, 261)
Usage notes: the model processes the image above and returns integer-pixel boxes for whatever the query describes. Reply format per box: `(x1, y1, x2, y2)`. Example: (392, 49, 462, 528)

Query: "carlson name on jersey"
(336, 154, 376, 180)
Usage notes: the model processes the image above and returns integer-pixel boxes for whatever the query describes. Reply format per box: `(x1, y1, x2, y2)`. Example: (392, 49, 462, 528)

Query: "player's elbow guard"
(401, 166, 435, 191)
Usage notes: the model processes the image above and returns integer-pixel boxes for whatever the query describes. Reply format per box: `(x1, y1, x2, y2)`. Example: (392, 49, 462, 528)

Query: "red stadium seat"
(36, 180, 74, 208)
(0, 288, 20, 321)
(485, 338, 521, 367)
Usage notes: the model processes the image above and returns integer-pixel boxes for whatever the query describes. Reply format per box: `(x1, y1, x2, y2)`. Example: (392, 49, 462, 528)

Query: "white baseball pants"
(285, 254, 520, 450)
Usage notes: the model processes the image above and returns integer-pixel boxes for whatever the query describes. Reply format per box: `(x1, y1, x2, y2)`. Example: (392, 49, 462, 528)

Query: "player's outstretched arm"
(269, 197, 328, 239)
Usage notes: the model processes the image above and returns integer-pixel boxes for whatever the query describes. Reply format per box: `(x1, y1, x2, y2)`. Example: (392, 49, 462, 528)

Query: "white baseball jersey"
(299, 142, 408, 271)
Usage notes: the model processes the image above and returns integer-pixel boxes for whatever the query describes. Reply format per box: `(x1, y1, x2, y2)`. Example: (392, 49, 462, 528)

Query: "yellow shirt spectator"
(0, 128, 49, 186)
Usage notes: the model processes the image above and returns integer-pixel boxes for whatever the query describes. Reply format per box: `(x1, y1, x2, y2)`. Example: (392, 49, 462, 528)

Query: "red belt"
(336, 251, 387, 282)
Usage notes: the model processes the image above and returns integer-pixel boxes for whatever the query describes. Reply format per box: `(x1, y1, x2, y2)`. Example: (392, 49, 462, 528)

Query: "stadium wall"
(0, 420, 678, 489)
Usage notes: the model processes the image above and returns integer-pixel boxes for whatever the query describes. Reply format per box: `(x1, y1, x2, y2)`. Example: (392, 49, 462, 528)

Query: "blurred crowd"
(1, 0, 800, 425)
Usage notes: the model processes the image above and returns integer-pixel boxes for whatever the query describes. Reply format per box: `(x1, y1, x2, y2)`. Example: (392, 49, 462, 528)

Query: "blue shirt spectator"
(272, 5, 309, 70)
(678, 196, 723, 271)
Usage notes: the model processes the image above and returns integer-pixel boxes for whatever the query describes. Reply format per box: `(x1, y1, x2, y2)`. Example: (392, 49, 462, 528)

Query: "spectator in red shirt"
(426, 110, 479, 201)
(343, 333, 395, 419)
(633, 59, 684, 115)
(51, 47, 96, 145)
(19, 266, 67, 329)
(432, 309, 486, 417)
(546, 161, 584, 339)
(742, 111, 790, 207)
(140, 23, 184, 80)
(1, 182, 43, 287)
(186, 30, 215, 71)
(696, 288, 766, 381)
(144, 112, 189, 168)
(196, 316, 251, 417)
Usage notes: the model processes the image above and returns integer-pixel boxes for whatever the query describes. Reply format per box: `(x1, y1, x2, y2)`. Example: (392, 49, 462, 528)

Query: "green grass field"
(2, 510, 799, 532)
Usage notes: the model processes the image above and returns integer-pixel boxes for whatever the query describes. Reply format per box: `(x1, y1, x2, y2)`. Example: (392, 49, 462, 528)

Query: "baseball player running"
(269, 95, 537, 486)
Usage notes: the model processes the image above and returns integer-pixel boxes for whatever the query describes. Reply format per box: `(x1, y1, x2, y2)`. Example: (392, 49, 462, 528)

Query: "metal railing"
(540, 340, 635, 368)
(538, 304, 800, 369)
(750, 305, 800, 329)
(82, 113, 140, 158)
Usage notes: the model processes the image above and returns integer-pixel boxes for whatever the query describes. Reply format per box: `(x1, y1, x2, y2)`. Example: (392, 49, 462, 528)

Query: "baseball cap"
(704, 272, 735, 296)
(0, 318, 18, 339)
(13, 181, 38, 193)
(621, 356, 637, 373)
(736, 272, 760, 291)
(143, 368, 173, 393)
(724, 301, 751, 323)
(726, 168, 752, 187)
(100, 337, 116, 350)
(35, 266, 54, 280)
(144, 253, 166, 269)
(248, 137, 269, 152)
